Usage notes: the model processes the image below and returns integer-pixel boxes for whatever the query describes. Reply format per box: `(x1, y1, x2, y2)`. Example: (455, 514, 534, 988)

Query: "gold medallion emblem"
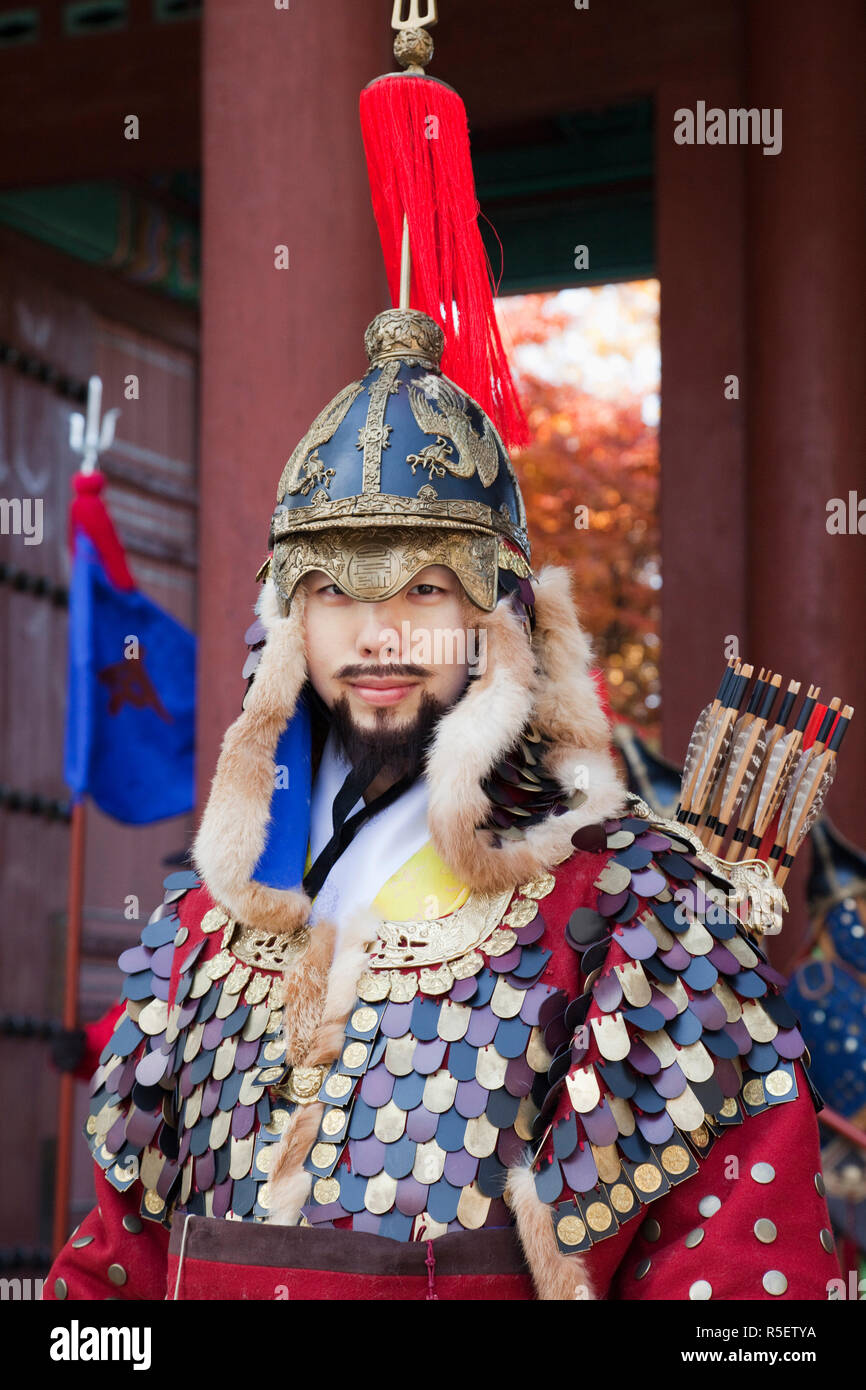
(610, 1183, 635, 1213)
(585, 1201, 613, 1233)
(660, 1144, 690, 1175)
(311, 1143, 337, 1169)
(323, 1073, 353, 1100)
(255, 1146, 275, 1174)
(342, 1042, 368, 1069)
(313, 1178, 340, 1206)
(557, 1214, 587, 1246)
(351, 1007, 378, 1033)
(743, 1078, 766, 1107)
(764, 1069, 793, 1097)
(633, 1163, 662, 1193)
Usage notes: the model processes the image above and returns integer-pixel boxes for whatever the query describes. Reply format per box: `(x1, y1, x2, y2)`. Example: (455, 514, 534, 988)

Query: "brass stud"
(762, 1269, 788, 1296)
(641, 1217, 661, 1243)
(689, 1279, 713, 1300)
(684, 1227, 705, 1248)
(814, 1172, 826, 1197)
(819, 1228, 835, 1254)
(634, 1258, 651, 1280)
(54, 1277, 68, 1300)
(754, 1219, 777, 1244)
(750, 1162, 776, 1184)
(71, 1234, 94, 1248)
(122, 1213, 142, 1234)
(698, 1195, 721, 1218)
(107, 1263, 128, 1286)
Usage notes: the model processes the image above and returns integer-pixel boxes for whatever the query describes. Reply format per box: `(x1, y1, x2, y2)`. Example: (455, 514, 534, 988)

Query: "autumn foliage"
(497, 285, 661, 736)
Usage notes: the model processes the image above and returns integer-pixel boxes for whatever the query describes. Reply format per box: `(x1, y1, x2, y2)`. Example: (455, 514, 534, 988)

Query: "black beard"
(329, 691, 447, 789)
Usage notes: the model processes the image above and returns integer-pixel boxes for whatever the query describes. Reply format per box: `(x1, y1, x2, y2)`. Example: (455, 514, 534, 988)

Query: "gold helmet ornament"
(269, 308, 532, 615)
(266, 0, 533, 617)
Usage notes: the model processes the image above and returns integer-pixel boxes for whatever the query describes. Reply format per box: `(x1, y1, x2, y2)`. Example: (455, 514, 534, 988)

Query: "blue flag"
(64, 534, 196, 823)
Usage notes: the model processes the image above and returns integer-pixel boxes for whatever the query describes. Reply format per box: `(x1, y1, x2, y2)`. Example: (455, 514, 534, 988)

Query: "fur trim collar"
(193, 565, 626, 929)
(193, 583, 312, 935)
(426, 565, 625, 892)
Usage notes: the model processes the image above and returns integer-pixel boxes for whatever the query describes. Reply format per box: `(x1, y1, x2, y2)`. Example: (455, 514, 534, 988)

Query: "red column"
(198, 2, 389, 797)
(745, 0, 866, 872)
(656, 76, 748, 766)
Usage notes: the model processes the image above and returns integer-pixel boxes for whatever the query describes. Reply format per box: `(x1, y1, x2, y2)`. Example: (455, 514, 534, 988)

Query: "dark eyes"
(315, 581, 447, 598)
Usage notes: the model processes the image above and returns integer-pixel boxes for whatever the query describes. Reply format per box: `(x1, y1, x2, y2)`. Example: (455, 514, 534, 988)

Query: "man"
(46, 307, 839, 1301)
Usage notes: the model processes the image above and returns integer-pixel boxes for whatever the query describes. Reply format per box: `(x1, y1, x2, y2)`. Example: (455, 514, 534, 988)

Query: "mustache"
(335, 662, 431, 681)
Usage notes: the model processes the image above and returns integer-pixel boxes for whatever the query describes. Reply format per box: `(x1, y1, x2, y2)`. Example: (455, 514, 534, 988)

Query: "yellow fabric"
(373, 840, 470, 921)
(304, 831, 466, 920)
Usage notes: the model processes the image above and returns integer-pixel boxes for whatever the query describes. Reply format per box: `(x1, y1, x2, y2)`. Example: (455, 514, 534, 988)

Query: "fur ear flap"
(505, 1162, 596, 1300)
(425, 594, 538, 890)
(193, 582, 312, 935)
(531, 565, 611, 754)
(425, 567, 626, 890)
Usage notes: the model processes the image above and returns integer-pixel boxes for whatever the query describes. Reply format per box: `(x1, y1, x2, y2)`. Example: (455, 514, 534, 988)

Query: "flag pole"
(52, 376, 118, 1254)
(53, 799, 86, 1254)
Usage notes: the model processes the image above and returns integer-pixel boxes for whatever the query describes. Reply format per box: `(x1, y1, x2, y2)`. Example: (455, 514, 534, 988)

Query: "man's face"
(302, 563, 474, 738)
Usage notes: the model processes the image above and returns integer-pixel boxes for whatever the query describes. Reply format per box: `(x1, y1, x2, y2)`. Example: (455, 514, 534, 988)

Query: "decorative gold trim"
(272, 523, 498, 611)
(367, 871, 556, 973)
(365, 309, 444, 369)
(226, 921, 311, 971)
(642, 812, 788, 936)
(278, 1065, 328, 1105)
(497, 543, 532, 580)
(276, 380, 365, 505)
(359, 359, 401, 495)
(367, 888, 514, 970)
(271, 492, 529, 556)
(407, 373, 500, 488)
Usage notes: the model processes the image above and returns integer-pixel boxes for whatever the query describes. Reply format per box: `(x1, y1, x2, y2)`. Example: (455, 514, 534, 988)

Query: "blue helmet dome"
(270, 309, 531, 612)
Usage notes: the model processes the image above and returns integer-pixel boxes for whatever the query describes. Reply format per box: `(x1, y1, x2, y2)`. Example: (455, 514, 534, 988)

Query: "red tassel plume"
(69, 471, 135, 591)
(360, 73, 529, 452)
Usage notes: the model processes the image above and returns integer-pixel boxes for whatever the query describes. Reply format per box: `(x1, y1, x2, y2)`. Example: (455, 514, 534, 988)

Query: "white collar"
(309, 732, 430, 939)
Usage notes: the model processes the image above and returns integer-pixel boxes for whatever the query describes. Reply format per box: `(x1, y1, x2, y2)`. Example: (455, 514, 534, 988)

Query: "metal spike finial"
(391, 0, 438, 31)
(391, 0, 437, 73)
(68, 375, 120, 475)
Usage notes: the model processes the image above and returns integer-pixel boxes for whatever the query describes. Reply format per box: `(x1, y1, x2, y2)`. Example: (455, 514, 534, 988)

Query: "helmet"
(268, 308, 531, 613)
